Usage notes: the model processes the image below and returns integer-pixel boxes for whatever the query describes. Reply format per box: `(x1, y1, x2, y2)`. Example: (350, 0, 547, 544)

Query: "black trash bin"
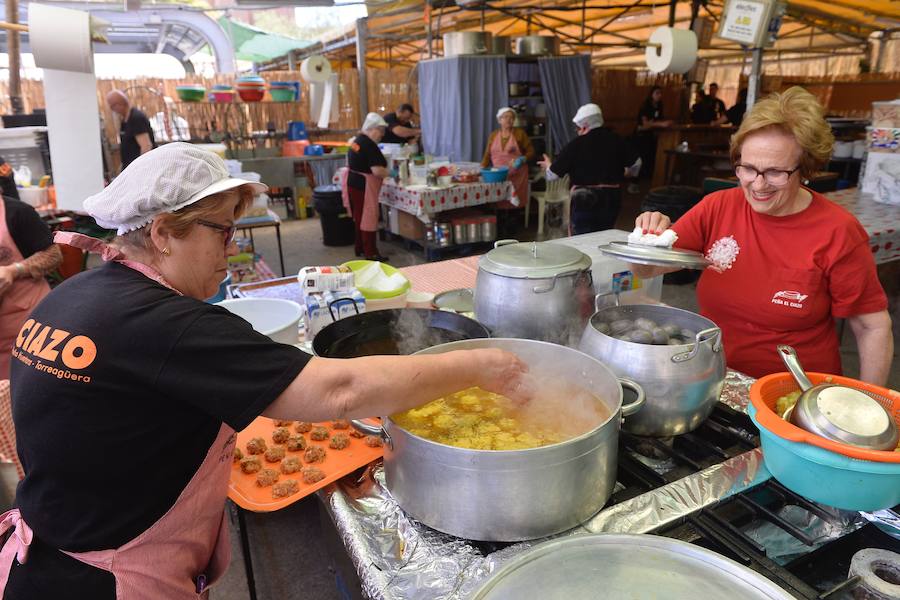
(641, 186, 704, 285)
(313, 185, 355, 247)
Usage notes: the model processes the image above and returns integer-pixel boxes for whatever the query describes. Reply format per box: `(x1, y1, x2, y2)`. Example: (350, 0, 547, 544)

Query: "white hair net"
(362, 112, 388, 131)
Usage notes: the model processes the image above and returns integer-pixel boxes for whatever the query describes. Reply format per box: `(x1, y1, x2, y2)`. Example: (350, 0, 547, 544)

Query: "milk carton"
(298, 266, 355, 297)
(303, 288, 366, 338)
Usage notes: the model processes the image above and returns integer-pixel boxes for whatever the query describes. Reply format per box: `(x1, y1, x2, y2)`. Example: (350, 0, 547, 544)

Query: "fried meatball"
(246, 437, 267, 455)
(301, 466, 326, 484)
(239, 456, 261, 474)
(329, 433, 350, 450)
(272, 479, 299, 498)
(272, 427, 291, 444)
(303, 446, 326, 464)
(281, 456, 302, 474)
(295, 421, 313, 433)
(349, 429, 365, 438)
(274, 420, 294, 427)
(256, 468, 279, 487)
(365, 435, 384, 448)
(310, 426, 330, 441)
(332, 419, 350, 430)
(264, 446, 286, 463)
(233, 447, 243, 462)
(286, 435, 307, 452)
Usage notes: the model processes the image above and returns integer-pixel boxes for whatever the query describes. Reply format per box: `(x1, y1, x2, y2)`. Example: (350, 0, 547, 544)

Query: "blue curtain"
(418, 56, 509, 162)
(538, 55, 592, 154)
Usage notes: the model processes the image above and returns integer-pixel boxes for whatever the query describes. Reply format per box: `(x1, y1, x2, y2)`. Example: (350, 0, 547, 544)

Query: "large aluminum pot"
(443, 31, 492, 57)
(514, 35, 560, 56)
(491, 36, 512, 55)
(578, 304, 725, 437)
(352, 338, 645, 541)
(474, 240, 593, 346)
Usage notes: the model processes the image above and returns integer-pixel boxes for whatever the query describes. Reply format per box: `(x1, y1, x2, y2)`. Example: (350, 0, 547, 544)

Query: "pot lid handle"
(494, 239, 518, 248)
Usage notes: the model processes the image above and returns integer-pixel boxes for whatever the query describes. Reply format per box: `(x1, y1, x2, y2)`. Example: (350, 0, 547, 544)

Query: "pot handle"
(532, 268, 585, 293)
(350, 419, 393, 450)
(670, 327, 721, 363)
(777, 345, 814, 392)
(594, 290, 621, 311)
(494, 239, 518, 248)
(618, 378, 645, 417)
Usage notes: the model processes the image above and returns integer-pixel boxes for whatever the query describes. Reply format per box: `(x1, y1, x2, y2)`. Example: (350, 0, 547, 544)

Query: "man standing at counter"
(538, 103, 640, 234)
(382, 103, 421, 146)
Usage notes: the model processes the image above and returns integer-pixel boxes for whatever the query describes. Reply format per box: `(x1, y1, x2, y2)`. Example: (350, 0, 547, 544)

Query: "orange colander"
(750, 372, 900, 463)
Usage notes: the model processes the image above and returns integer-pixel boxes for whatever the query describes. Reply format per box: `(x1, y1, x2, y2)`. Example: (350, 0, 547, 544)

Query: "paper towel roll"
(29, 4, 95, 73)
(300, 56, 333, 83)
(645, 27, 698, 74)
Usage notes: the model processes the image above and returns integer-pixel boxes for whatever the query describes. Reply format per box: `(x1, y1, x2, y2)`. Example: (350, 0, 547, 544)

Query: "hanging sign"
(719, 0, 767, 45)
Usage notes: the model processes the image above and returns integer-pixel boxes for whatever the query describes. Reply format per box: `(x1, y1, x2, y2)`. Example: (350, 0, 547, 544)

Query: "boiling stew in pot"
(392, 385, 610, 450)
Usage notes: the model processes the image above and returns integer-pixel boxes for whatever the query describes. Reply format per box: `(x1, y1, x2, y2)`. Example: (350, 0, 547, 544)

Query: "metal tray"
(598, 241, 712, 270)
(472, 534, 795, 599)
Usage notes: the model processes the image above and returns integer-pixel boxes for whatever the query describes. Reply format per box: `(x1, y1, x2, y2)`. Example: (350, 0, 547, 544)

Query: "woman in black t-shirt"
(346, 112, 391, 261)
(3, 143, 530, 599)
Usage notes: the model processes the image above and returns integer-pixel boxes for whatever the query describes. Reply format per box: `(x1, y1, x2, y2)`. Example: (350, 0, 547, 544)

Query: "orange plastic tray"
(228, 417, 383, 512)
(750, 372, 900, 463)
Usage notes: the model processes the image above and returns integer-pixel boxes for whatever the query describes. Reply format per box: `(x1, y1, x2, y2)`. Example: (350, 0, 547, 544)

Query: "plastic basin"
(341, 260, 411, 299)
(481, 167, 509, 183)
(210, 91, 235, 103)
(238, 89, 266, 102)
(216, 298, 302, 345)
(748, 403, 900, 511)
(270, 88, 295, 102)
(176, 86, 206, 102)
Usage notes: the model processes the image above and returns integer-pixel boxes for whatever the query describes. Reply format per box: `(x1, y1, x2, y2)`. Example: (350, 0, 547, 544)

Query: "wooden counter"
(651, 125, 735, 187)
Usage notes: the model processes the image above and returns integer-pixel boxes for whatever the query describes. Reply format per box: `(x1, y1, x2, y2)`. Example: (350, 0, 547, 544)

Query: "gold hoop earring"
(162, 247, 171, 256)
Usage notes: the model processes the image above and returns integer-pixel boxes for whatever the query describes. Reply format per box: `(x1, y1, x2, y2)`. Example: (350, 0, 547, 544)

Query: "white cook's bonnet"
(362, 112, 388, 130)
(83, 142, 268, 235)
(572, 103, 604, 128)
(496, 107, 516, 121)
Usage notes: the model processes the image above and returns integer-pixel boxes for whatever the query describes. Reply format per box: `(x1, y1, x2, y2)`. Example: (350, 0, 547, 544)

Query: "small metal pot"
(474, 240, 594, 346)
(491, 36, 512, 55)
(509, 82, 529, 97)
(453, 223, 467, 245)
(352, 338, 645, 541)
(579, 304, 725, 437)
(514, 35, 560, 56)
(443, 31, 492, 57)
(467, 221, 481, 243)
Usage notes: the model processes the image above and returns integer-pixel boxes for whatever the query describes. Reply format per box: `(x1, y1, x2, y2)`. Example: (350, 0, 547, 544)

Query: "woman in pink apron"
(1, 144, 531, 599)
(343, 112, 391, 262)
(481, 107, 535, 210)
(0, 195, 61, 380)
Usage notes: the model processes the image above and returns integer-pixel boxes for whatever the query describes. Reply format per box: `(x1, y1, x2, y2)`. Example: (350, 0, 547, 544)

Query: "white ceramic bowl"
(216, 298, 303, 345)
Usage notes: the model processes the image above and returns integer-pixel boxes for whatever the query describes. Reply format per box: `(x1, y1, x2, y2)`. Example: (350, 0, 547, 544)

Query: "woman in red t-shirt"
(634, 87, 892, 385)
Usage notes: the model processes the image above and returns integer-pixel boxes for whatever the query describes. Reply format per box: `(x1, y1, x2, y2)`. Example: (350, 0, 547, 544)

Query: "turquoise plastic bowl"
(481, 167, 509, 183)
(748, 403, 900, 511)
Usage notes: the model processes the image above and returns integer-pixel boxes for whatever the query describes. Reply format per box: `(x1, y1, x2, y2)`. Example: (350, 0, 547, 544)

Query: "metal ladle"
(778, 345, 898, 451)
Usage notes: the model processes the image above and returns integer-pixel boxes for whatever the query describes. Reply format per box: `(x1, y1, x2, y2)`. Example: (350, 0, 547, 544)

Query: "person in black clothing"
(691, 89, 716, 124)
(635, 86, 673, 181)
(707, 83, 727, 120)
(715, 88, 748, 128)
(106, 90, 156, 172)
(538, 103, 640, 234)
(346, 112, 390, 260)
(381, 103, 421, 146)
(0, 157, 19, 201)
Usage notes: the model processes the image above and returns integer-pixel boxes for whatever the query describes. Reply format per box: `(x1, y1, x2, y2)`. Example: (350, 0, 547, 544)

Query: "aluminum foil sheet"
(319, 371, 880, 599)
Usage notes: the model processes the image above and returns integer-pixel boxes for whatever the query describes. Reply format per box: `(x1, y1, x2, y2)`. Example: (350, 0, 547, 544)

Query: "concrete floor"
(211, 187, 899, 600)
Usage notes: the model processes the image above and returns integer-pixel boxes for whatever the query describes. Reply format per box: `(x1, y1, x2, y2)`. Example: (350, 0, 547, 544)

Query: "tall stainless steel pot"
(514, 35, 560, 56)
(474, 240, 593, 346)
(443, 31, 492, 57)
(351, 338, 644, 542)
(578, 304, 725, 437)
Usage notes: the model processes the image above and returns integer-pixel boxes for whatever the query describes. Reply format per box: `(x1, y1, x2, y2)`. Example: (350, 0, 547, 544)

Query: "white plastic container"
(18, 187, 48, 208)
(216, 298, 303, 345)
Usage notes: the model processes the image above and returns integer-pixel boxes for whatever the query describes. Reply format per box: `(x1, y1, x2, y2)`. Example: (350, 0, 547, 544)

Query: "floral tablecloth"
(379, 179, 518, 221)
(826, 188, 900, 265)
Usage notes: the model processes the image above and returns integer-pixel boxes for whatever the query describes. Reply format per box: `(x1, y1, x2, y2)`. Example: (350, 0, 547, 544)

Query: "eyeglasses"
(197, 219, 237, 247)
(734, 164, 800, 187)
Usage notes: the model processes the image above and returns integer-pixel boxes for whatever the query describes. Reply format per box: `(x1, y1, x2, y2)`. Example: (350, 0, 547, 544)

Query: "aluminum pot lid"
(480, 240, 591, 279)
(598, 241, 712, 270)
(472, 534, 796, 600)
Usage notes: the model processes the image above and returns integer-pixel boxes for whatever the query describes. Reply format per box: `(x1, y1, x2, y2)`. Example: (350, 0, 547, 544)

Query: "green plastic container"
(176, 86, 206, 102)
(341, 260, 411, 299)
(270, 88, 295, 102)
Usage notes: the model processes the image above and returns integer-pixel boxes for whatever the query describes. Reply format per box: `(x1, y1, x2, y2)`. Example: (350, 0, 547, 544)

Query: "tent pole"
(6, 0, 23, 115)
(747, 47, 763, 109)
(356, 18, 369, 118)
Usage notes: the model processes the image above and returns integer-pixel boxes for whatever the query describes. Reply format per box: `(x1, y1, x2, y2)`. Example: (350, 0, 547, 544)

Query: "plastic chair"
(0, 380, 23, 480)
(528, 174, 570, 237)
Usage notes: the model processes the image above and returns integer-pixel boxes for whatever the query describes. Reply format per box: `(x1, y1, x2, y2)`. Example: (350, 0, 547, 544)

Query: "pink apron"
(490, 131, 530, 207)
(0, 199, 51, 380)
(0, 232, 236, 599)
(339, 167, 383, 232)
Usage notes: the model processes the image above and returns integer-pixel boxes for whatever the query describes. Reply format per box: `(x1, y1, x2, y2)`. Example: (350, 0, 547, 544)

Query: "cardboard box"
(298, 266, 355, 296)
(868, 127, 900, 153)
(872, 101, 900, 128)
(397, 210, 426, 240)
